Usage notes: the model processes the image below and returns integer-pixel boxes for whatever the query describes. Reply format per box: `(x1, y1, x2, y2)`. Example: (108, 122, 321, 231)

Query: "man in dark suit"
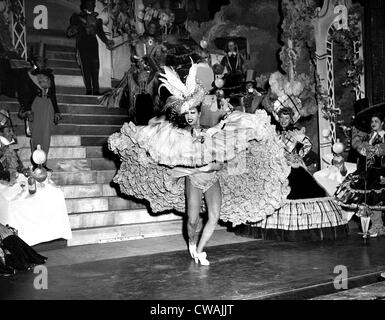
(67, 0, 114, 95)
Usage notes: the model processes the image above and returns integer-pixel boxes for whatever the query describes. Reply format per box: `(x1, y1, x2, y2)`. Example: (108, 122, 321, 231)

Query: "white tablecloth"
(313, 162, 357, 196)
(0, 175, 72, 246)
(313, 162, 358, 222)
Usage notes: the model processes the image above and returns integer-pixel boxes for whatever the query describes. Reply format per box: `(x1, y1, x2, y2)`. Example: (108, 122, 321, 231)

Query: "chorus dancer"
(109, 62, 291, 265)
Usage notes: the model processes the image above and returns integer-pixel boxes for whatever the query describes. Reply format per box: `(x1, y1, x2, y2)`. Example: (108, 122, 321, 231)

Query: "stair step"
(85, 146, 107, 158)
(68, 220, 226, 246)
(46, 51, 77, 61)
(56, 94, 102, 105)
(16, 135, 81, 148)
(51, 170, 115, 185)
(89, 158, 118, 170)
(48, 59, 79, 69)
(23, 159, 91, 172)
(66, 197, 109, 213)
(65, 196, 145, 213)
(55, 75, 84, 87)
(12, 116, 125, 130)
(5, 100, 127, 115)
(27, 30, 75, 47)
(68, 220, 184, 246)
(69, 209, 181, 229)
(46, 44, 76, 52)
(19, 146, 87, 161)
(81, 135, 109, 146)
(56, 86, 110, 95)
(59, 114, 127, 126)
(53, 67, 82, 76)
(61, 183, 118, 199)
(22, 158, 117, 172)
(14, 124, 122, 136)
(108, 196, 146, 211)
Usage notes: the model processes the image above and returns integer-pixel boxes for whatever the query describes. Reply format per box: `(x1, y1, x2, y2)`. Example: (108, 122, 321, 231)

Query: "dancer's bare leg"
(197, 181, 221, 254)
(185, 177, 203, 246)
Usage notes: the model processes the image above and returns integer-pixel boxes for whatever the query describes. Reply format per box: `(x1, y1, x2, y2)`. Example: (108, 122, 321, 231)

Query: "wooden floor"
(1, 232, 385, 300)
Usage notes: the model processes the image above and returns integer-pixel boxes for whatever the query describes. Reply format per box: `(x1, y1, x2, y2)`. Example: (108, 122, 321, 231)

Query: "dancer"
(109, 62, 291, 265)
(255, 105, 348, 241)
(170, 104, 223, 265)
(335, 104, 385, 237)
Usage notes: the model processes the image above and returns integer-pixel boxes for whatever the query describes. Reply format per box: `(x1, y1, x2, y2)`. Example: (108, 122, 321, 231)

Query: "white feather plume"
(159, 66, 187, 99)
(185, 57, 197, 96)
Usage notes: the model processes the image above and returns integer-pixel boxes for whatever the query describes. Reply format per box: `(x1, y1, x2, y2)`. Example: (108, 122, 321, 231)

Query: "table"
(313, 162, 357, 222)
(0, 175, 72, 246)
(313, 162, 357, 196)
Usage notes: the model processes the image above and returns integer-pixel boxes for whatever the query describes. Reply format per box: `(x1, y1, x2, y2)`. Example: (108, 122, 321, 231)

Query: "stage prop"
(0, 175, 72, 246)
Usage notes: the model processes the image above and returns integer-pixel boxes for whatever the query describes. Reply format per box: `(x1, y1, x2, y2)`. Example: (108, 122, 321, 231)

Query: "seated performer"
(0, 110, 25, 184)
(0, 222, 47, 274)
(240, 71, 265, 114)
(335, 104, 385, 237)
(109, 62, 291, 265)
(254, 105, 348, 241)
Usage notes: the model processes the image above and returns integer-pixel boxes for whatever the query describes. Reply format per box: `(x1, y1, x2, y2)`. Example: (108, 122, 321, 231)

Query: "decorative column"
(313, 0, 352, 168)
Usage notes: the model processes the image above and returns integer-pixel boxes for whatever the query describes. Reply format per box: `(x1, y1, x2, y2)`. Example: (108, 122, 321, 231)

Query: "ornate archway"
(313, 0, 364, 168)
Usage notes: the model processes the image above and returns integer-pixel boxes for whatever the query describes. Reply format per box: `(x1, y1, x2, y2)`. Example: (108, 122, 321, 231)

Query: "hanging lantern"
(332, 139, 345, 154)
(137, 11, 144, 20)
(214, 78, 224, 89)
(200, 40, 208, 49)
(322, 128, 331, 138)
(32, 145, 47, 165)
(137, 3, 145, 11)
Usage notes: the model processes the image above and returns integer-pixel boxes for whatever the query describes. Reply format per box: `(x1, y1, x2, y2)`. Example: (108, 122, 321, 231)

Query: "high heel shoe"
(188, 243, 197, 259)
(195, 252, 210, 266)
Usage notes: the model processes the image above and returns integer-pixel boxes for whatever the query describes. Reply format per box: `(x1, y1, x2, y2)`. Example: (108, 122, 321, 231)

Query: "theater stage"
(1, 232, 385, 300)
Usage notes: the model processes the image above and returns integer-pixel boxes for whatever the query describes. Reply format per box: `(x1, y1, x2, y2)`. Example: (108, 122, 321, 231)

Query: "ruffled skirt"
(235, 167, 349, 241)
(335, 166, 385, 211)
(109, 110, 291, 225)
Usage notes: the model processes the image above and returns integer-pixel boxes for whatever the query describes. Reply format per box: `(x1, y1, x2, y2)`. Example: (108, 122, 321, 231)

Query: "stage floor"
(1, 234, 385, 300)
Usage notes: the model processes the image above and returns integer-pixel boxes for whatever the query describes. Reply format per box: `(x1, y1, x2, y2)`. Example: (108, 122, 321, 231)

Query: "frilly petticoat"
(109, 110, 291, 226)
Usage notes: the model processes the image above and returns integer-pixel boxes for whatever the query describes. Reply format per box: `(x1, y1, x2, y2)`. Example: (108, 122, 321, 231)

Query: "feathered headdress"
(158, 60, 207, 115)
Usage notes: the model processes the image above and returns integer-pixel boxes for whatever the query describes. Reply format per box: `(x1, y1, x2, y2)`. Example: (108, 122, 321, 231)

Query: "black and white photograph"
(0, 0, 385, 309)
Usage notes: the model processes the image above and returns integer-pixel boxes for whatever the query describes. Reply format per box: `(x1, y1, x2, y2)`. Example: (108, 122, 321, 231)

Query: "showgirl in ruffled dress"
(254, 105, 348, 241)
(109, 63, 291, 264)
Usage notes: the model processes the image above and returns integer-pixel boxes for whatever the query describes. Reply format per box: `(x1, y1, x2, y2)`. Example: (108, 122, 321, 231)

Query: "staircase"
(2, 40, 187, 246)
